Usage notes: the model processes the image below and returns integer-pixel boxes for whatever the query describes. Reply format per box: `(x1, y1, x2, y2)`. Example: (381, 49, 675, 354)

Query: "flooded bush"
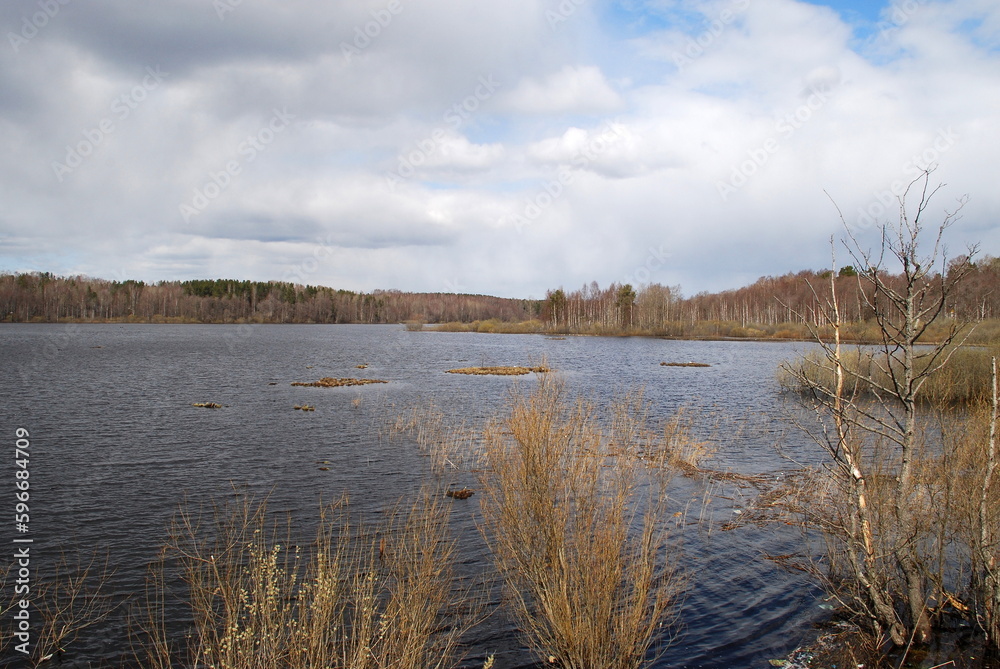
(137, 489, 473, 669)
(478, 378, 683, 669)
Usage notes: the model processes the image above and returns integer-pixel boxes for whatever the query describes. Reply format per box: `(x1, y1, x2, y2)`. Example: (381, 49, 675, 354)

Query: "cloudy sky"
(1, 0, 998, 298)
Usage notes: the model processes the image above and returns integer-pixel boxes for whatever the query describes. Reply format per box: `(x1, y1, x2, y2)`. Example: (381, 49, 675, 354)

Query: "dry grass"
(137, 488, 474, 669)
(478, 377, 682, 669)
(291, 377, 388, 387)
(446, 366, 551, 376)
(780, 345, 999, 405)
(387, 400, 480, 474)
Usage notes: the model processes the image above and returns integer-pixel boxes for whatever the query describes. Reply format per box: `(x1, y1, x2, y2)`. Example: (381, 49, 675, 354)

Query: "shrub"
(478, 378, 682, 669)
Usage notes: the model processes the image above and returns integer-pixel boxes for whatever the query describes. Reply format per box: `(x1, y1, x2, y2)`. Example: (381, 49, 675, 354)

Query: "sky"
(1, 0, 998, 299)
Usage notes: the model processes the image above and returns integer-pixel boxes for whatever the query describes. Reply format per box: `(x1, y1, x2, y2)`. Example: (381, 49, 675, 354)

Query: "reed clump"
(478, 377, 683, 669)
(780, 345, 998, 405)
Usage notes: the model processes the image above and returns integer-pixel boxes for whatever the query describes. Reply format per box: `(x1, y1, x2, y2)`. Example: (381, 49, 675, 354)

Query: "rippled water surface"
(1, 324, 826, 667)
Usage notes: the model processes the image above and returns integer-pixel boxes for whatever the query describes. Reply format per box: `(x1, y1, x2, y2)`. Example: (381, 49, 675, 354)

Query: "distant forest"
(2, 255, 999, 336)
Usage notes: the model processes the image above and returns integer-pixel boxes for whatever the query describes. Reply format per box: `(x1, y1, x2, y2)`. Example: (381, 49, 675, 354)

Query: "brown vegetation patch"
(661, 361, 711, 367)
(291, 377, 388, 387)
(445, 365, 551, 376)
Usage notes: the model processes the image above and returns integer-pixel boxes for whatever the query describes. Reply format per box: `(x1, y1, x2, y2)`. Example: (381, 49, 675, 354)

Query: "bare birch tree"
(787, 170, 977, 646)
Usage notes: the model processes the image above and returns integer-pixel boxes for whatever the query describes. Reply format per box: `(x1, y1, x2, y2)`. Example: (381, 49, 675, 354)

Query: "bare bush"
(138, 487, 472, 669)
(0, 552, 115, 666)
(478, 377, 682, 669)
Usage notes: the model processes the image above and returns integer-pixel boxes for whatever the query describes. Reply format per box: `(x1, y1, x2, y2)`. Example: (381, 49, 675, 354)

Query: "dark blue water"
(0, 324, 825, 667)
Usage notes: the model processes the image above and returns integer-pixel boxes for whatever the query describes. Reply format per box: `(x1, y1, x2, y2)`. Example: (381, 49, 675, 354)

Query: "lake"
(0, 323, 825, 668)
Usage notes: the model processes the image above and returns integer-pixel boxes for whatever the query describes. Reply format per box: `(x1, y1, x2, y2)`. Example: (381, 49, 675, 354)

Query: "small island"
(446, 366, 551, 376)
(291, 377, 388, 387)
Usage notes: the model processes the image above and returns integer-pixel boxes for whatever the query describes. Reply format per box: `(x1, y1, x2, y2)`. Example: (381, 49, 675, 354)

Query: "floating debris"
(446, 488, 475, 500)
(661, 361, 711, 368)
(191, 402, 224, 409)
(291, 377, 388, 387)
(446, 366, 551, 376)
(293, 405, 316, 411)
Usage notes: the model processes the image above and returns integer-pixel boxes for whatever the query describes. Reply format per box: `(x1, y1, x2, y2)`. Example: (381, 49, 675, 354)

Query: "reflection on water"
(0, 324, 825, 668)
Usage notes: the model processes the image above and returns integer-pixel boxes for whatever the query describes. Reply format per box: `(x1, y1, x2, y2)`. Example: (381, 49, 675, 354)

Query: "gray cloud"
(1, 0, 998, 298)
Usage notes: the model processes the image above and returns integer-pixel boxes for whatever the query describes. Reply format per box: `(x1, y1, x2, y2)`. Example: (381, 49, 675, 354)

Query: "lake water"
(0, 324, 826, 668)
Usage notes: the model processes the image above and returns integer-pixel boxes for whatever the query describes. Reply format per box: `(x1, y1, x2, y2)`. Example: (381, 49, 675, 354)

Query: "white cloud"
(1, 0, 999, 298)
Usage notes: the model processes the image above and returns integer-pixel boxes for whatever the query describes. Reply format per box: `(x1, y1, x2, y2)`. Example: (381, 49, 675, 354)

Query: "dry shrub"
(0, 552, 115, 666)
(478, 377, 681, 669)
(139, 488, 472, 669)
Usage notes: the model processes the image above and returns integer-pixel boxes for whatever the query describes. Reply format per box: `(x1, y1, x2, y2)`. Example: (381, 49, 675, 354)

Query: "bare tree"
(787, 171, 977, 647)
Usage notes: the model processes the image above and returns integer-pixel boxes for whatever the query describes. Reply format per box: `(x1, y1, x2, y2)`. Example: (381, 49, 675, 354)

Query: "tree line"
(2, 256, 999, 330)
(0, 274, 538, 324)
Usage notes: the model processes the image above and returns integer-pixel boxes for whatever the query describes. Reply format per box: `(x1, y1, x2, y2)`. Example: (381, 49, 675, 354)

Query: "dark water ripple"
(0, 324, 824, 668)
